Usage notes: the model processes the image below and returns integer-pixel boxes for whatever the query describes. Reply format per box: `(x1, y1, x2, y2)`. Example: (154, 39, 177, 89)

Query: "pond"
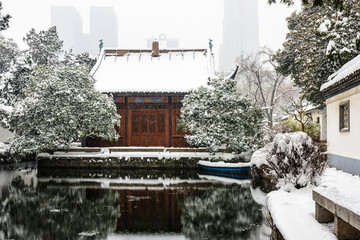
(0, 164, 271, 240)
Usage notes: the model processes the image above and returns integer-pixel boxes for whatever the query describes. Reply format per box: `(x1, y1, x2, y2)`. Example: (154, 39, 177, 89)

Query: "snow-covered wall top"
(91, 48, 213, 93)
(321, 54, 360, 91)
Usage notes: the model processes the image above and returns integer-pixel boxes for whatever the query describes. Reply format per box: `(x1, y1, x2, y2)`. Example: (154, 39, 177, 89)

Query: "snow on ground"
(316, 167, 360, 216)
(250, 187, 268, 206)
(38, 148, 237, 161)
(267, 184, 337, 240)
(267, 167, 360, 240)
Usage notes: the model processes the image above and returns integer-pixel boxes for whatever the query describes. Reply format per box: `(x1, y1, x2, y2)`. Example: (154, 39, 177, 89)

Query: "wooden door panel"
(132, 114, 140, 134)
(140, 135, 147, 146)
(129, 109, 168, 146)
(171, 109, 189, 147)
(140, 114, 148, 133)
(149, 135, 157, 145)
(149, 114, 157, 133)
(158, 114, 165, 133)
(158, 136, 165, 146)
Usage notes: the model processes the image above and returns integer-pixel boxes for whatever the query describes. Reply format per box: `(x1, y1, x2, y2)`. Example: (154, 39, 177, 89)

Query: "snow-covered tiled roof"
(320, 54, 360, 91)
(91, 48, 213, 93)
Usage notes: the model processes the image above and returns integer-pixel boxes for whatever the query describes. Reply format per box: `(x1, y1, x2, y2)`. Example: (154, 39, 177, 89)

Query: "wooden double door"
(129, 110, 169, 146)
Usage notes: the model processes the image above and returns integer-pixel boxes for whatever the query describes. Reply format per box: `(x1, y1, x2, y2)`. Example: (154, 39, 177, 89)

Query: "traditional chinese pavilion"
(86, 41, 213, 147)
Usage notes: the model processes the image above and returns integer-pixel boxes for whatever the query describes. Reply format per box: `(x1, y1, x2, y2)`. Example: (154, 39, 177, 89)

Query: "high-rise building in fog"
(51, 6, 118, 56)
(219, 0, 259, 73)
(51, 6, 83, 52)
(89, 7, 118, 55)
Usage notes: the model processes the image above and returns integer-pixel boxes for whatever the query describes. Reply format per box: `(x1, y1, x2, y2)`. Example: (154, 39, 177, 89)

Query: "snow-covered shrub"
(180, 76, 263, 154)
(251, 132, 327, 189)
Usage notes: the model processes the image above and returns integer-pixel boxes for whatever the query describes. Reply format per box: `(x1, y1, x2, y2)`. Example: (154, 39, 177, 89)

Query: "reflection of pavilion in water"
(117, 188, 197, 233)
(36, 173, 212, 233)
(1, 167, 268, 239)
(36, 173, 258, 235)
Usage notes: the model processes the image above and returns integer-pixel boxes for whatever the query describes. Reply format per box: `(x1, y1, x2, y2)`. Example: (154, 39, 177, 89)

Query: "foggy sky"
(1, 0, 300, 69)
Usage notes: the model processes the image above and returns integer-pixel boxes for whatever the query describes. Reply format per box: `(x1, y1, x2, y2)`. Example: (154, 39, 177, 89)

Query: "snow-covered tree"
(0, 26, 118, 158)
(0, 35, 19, 74)
(275, 2, 360, 104)
(0, 54, 33, 105)
(1, 27, 63, 109)
(63, 50, 97, 72)
(268, 0, 351, 8)
(0, 35, 21, 128)
(237, 48, 298, 129)
(23, 26, 63, 66)
(0, 1, 10, 31)
(8, 54, 120, 157)
(180, 76, 263, 154)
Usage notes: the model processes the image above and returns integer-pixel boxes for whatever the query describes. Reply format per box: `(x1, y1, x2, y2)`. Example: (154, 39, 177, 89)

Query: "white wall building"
(320, 54, 360, 175)
(306, 105, 327, 141)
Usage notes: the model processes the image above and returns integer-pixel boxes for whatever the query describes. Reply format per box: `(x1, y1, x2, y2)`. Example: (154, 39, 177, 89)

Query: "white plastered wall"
(326, 85, 360, 160)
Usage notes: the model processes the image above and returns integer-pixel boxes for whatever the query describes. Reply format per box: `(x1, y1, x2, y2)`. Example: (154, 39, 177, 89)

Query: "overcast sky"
(1, 0, 300, 53)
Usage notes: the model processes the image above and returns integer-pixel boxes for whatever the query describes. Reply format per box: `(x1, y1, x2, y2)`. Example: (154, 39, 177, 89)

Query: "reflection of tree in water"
(0, 176, 120, 239)
(181, 184, 262, 240)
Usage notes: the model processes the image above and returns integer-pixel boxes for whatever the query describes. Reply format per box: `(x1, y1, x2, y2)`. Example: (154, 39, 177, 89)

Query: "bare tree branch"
(236, 47, 298, 129)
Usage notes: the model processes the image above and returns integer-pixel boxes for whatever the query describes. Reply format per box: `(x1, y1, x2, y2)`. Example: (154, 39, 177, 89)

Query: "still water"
(0, 164, 270, 240)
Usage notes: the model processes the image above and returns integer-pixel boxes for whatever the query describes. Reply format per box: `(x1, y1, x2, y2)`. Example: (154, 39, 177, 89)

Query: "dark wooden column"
(125, 96, 128, 146)
(168, 96, 172, 147)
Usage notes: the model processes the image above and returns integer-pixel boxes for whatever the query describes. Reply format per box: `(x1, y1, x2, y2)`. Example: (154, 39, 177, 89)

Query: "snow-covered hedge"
(251, 132, 327, 189)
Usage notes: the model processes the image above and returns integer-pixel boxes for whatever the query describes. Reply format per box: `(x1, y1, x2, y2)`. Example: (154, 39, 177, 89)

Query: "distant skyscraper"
(89, 7, 118, 55)
(51, 6, 83, 52)
(219, 0, 259, 73)
(51, 6, 118, 56)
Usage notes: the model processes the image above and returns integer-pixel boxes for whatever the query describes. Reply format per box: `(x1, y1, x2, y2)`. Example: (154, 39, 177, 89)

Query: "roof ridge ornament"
(209, 39, 213, 54)
(99, 39, 103, 54)
(229, 65, 239, 80)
